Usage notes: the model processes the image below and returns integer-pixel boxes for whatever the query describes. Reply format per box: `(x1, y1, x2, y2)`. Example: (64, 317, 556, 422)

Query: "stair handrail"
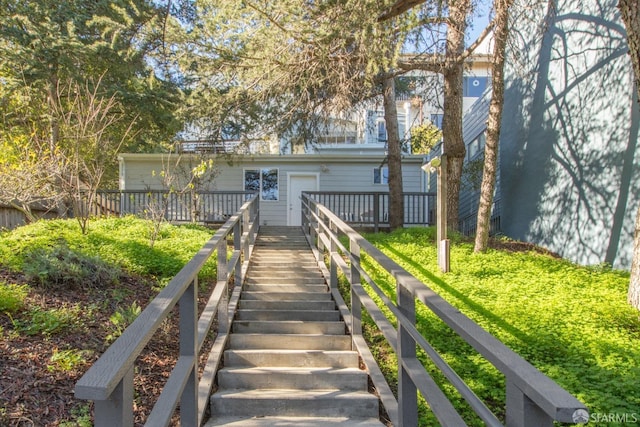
(301, 193, 588, 427)
(74, 195, 259, 427)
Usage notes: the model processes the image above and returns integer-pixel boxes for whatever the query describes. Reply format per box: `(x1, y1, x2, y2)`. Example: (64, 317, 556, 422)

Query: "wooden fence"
(0, 205, 59, 230)
(0, 191, 257, 230)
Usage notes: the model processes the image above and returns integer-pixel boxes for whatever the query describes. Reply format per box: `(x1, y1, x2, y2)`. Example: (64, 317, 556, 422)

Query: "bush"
(0, 282, 28, 313)
(23, 243, 120, 290)
(16, 306, 82, 336)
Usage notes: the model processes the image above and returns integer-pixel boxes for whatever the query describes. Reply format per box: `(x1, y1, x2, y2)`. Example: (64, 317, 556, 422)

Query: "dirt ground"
(0, 269, 214, 426)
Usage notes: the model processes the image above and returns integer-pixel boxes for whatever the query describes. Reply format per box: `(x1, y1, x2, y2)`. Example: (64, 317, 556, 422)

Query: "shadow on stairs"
(205, 226, 385, 426)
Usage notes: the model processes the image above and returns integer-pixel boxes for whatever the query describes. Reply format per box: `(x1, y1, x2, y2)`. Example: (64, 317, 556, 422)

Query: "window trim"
(243, 168, 279, 201)
(373, 166, 389, 185)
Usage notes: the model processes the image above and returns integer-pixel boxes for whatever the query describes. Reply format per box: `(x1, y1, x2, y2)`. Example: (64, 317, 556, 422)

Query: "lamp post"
(422, 155, 450, 272)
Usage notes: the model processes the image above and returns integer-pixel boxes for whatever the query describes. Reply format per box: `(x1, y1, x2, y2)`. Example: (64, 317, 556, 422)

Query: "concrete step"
(217, 367, 368, 390)
(241, 291, 332, 301)
(229, 334, 353, 351)
(249, 260, 317, 267)
(210, 389, 379, 418)
(207, 227, 382, 426)
(223, 349, 360, 368)
(239, 300, 336, 311)
(232, 320, 345, 335)
(205, 416, 384, 426)
(254, 242, 309, 248)
(235, 309, 340, 322)
(243, 283, 327, 292)
(245, 277, 326, 285)
(251, 249, 313, 254)
(249, 257, 318, 270)
(247, 269, 323, 278)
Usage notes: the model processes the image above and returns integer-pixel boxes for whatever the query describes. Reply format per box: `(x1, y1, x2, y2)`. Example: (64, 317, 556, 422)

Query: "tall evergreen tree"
(0, 0, 183, 219)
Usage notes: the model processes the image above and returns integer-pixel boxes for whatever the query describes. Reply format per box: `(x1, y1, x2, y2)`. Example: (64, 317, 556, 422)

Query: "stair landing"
(206, 226, 383, 426)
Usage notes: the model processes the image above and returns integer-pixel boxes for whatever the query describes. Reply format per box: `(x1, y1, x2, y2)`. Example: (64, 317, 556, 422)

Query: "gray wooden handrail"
(301, 193, 588, 426)
(75, 195, 259, 427)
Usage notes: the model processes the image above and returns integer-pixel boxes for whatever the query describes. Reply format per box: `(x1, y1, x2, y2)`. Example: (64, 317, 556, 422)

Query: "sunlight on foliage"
(0, 216, 217, 281)
(356, 227, 638, 424)
(0, 282, 28, 314)
(47, 348, 91, 373)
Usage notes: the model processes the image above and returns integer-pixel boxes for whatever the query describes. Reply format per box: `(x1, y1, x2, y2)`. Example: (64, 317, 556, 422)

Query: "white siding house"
(118, 153, 426, 226)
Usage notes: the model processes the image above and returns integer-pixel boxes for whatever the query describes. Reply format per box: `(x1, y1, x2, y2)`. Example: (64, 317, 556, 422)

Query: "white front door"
(288, 173, 319, 226)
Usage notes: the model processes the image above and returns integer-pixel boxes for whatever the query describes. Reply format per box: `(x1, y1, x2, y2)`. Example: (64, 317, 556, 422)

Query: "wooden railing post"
(179, 278, 198, 425)
(397, 282, 418, 426)
(329, 220, 338, 290)
(505, 379, 554, 427)
(217, 240, 229, 335)
(350, 238, 362, 336)
(93, 367, 134, 427)
(234, 221, 242, 284)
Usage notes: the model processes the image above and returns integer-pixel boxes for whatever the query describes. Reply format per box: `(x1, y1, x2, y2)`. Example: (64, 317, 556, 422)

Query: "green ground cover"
(361, 227, 639, 426)
(0, 217, 217, 425)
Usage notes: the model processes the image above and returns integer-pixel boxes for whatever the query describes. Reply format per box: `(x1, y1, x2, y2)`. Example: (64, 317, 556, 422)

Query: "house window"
(430, 114, 444, 129)
(463, 77, 488, 98)
(468, 132, 486, 160)
(244, 168, 279, 201)
(377, 119, 387, 143)
(374, 167, 389, 185)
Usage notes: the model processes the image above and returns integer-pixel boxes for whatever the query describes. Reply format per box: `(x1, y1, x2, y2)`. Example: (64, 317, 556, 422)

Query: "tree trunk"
(618, 0, 640, 310)
(630, 206, 640, 309)
(383, 76, 405, 230)
(442, 0, 471, 231)
(474, 0, 512, 252)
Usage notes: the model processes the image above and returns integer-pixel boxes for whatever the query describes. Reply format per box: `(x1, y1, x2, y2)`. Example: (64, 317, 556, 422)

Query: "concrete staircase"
(206, 226, 383, 426)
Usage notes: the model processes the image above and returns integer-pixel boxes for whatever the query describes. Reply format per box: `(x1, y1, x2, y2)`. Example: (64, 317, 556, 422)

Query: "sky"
(466, 0, 493, 47)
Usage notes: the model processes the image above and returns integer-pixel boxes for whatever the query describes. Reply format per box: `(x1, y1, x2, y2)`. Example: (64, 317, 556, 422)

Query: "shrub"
(16, 306, 82, 336)
(23, 243, 120, 290)
(47, 348, 91, 373)
(0, 282, 28, 313)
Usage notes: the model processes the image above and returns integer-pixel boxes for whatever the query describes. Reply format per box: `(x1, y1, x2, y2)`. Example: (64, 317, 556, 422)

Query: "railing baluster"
(329, 220, 338, 290)
(179, 279, 198, 425)
(350, 237, 362, 336)
(397, 281, 418, 426)
(217, 238, 229, 335)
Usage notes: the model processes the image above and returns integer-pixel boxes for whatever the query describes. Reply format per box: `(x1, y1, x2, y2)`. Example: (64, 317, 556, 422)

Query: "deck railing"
(301, 193, 588, 426)
(74, 195, 259, 427)
(89, 190, 256, 223)
(304, 191, 436, 231)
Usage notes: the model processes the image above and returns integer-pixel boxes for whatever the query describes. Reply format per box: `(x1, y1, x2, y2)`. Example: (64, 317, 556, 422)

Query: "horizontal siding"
(120, 154, 425, 226)
(459, 90, 503, 234)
